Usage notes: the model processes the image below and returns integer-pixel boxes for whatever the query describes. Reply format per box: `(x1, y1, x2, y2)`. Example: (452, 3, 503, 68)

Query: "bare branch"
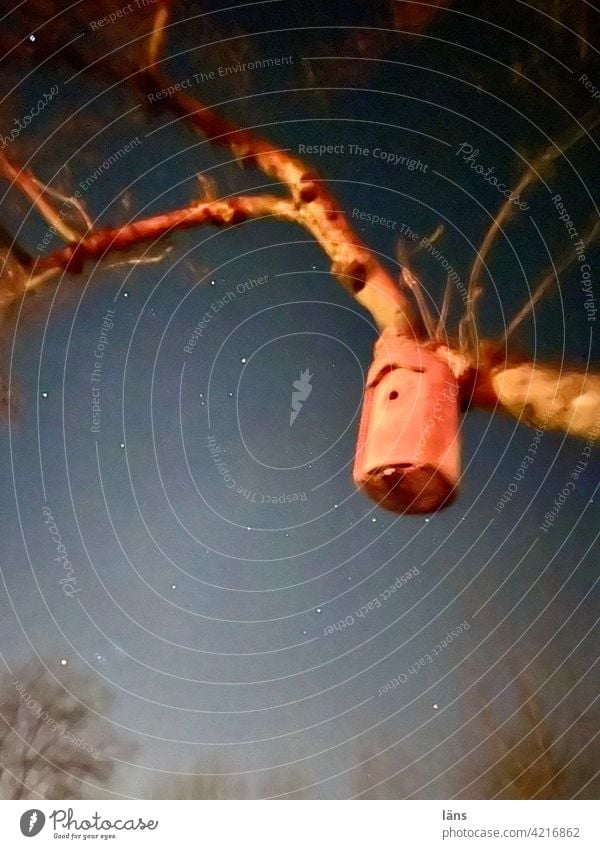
(0, 661, 126, 800)
(468, 113, 600, 327)
(502, 216, 600, 343)
(141, 2, 413, 333)
(458, 283, 482, 357)
(399, 266, 436, 340)
(35, 194, 295, 276)
(435, 272, 453, 341)
(471, 354, 600, 441)
(0, 151, 86, 244)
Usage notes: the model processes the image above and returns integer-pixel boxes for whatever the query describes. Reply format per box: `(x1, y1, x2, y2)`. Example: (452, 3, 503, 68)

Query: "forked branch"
(0, 2, 598, 447)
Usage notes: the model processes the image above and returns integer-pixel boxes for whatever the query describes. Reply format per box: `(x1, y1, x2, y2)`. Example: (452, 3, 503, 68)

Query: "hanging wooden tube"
(353, 329, 461, 513)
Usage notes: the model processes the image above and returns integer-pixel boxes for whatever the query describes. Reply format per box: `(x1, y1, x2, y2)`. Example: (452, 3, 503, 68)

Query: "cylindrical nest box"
(353, 330, 461, 513)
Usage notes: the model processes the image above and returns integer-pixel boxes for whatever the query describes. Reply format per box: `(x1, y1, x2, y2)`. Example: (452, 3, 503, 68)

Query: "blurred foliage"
(0, 2, 595, 105)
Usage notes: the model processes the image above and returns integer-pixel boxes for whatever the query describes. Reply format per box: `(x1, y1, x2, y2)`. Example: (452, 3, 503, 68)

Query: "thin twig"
(0, 151, 84, 243)
(501, 216, 600, 343)
(24, 267, 61, 294)
(141, 1, 413, 333)
(38, 182, 93, 232)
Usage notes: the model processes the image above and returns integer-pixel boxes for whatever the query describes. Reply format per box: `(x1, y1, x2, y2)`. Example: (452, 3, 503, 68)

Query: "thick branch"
(142, 4, 413, 333)
(427, 342, 599, 442)
(31, 191, 414, 335)
(32, 181, 412, 334)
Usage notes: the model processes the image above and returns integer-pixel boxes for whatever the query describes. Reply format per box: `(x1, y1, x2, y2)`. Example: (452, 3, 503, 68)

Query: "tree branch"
(141, 2, 414, 334)
(502, 215, 600, 343)
(0, 151, 88, 244)
(467, 113, 600, 334)
(471, 354, 600, 441)
(0, 2, 597, 459)
(35, 194, 295, 276)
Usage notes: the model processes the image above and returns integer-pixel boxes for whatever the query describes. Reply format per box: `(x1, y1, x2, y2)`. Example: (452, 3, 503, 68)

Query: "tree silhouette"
(348, 685, 599, 801)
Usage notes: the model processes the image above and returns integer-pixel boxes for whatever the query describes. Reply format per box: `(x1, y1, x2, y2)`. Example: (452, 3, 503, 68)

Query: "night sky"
(0, 0, 598, 799)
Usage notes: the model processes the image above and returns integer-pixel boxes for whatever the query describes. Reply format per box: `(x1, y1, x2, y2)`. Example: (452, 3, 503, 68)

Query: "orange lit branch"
(142, 3, 414, 335)
(0, 2, 597, 515)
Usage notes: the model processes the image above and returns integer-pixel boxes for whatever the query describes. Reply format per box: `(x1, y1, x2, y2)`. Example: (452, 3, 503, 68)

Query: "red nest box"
(353, 330, 461, 513)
